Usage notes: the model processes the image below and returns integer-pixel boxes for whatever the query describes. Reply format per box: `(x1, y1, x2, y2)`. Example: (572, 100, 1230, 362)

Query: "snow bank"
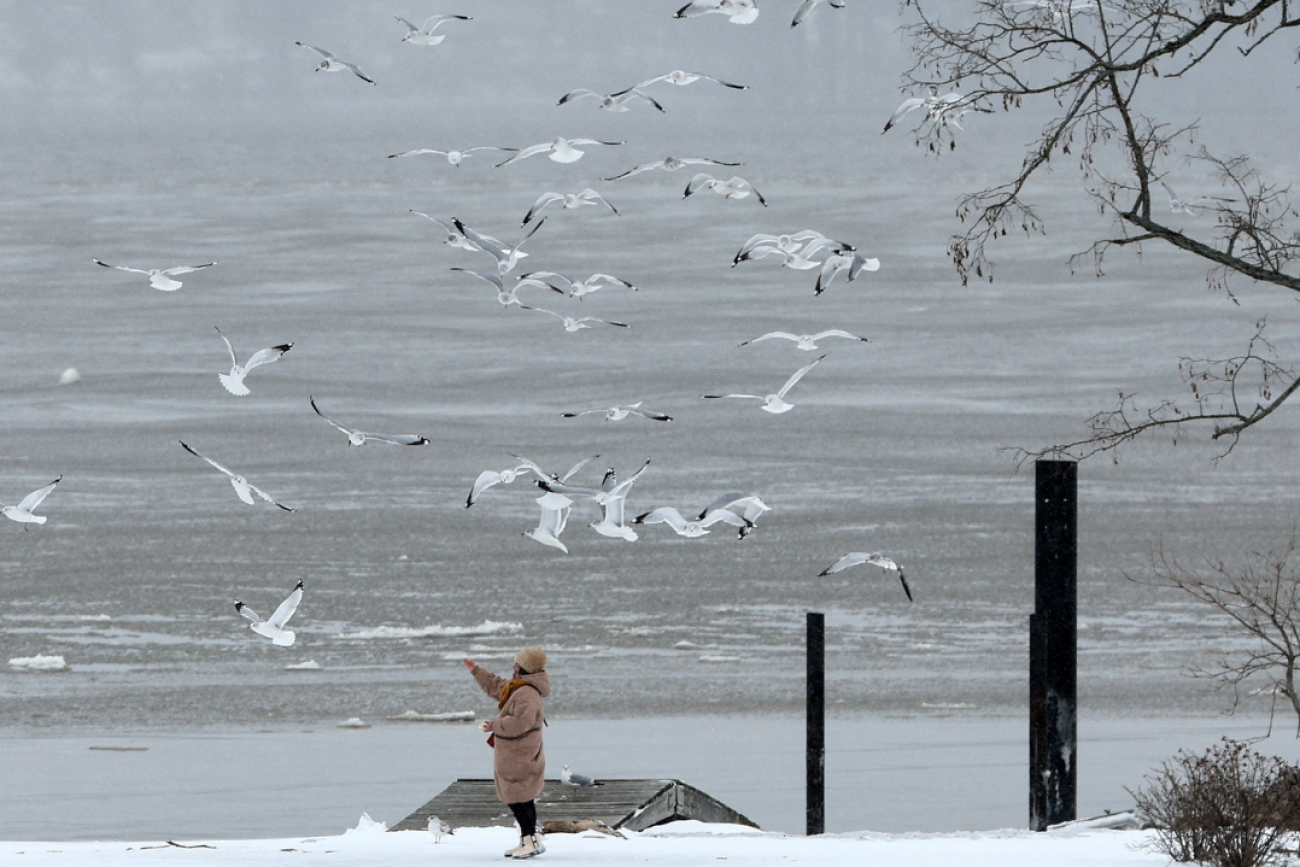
(0, 820, 1166, 867)
(8, 655, 69, 672)
(337, 620, 522, 640)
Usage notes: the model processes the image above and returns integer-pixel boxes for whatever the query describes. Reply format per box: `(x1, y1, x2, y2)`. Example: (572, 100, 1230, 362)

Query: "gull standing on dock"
(235, 580, 304, 646)
(309, 397, 429, 446)
(179, 441, 296, 511)
(703, 355, 825, 414)
(213, 325, 293, 396)
(820, 552, 913, 601)
(2, 476, 61, 529)
(93, 259, 215, 292)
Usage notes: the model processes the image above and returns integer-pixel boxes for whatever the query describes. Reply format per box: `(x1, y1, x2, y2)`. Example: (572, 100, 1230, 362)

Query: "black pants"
(508, 800, 537, 837)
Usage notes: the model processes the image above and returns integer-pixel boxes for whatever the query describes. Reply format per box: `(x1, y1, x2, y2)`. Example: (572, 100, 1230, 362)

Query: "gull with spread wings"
(213, 325, 293, 396)
(310, 397, 428, 446)
(179, 441, 296, 511)
(235, 580, 304, 646)
(703, 355, 825, 414)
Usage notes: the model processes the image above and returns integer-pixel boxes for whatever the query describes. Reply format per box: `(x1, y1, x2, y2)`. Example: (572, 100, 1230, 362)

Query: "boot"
(504, 836, 528, 858)
(510, 833, 545, 859)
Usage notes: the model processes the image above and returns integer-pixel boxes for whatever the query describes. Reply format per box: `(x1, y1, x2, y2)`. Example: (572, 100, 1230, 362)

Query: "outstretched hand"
(463, 657, 476, 671)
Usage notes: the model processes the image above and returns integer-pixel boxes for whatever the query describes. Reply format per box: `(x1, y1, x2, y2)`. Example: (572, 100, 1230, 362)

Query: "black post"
(1029, 460, 1077, 830)
(806, 611, 825, 836)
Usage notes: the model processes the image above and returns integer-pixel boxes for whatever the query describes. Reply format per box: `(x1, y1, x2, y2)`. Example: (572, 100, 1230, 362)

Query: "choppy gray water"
(3, 0, 1300, 837)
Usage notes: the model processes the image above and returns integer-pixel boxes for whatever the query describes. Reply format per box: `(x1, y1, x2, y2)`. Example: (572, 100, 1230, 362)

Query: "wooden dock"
(391, 778, 759, 833)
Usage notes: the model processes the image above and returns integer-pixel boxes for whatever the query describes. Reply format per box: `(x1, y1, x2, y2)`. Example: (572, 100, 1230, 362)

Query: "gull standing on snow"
(819, 552, 913, 601)
(815, 251, 881, 295)
(179, 441, 296, 511)
(792, 0, 845, 27)
(452, 217, 545, 275)
(562, 402, 672, 422)
(519, 305, 629, 332)
(633, 506, 750, 538)
(310, 397, 429, 446)
(93, 259, 216, 292)
(674, 0, 760, 24)
(2, 476, 61, 529)
(394, 14, 471, 45)
(295, 43, 375, 84)
(520, 271, 636, 299)
(522, 189, 619, 226)
(450, 268, 556, 308)
(524, 491, 574, 553)
(616, 70, 748, 92)
(495, 137, 624, 167)
(428, 816, 454, 842)
(740, 329, 869, 351)
(389, 146, 517, 166)
(467, 453, 599, 508)
(683, 173, 767, 206)
(213, 325, 293, 396)
(235, 580, 304, 646)
(605, 155, 741, 182)
(703, 354, 825, 414)
(557, 88, 665, 113)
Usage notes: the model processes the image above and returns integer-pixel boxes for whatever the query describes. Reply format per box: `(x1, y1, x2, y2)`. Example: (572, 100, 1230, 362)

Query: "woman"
(464, 647, 550, 860)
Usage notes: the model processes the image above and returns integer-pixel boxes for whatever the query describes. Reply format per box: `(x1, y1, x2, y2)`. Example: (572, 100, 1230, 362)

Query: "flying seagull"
(696, 491, 771, 538)
(604, 155, 741, 182)
(562, 402, 672, 422)
(615, 70, 748, 93)
(519, 306, 629, 332)
(295, 42, 375, 84)
(179, 440, 296, 511)
(519, 271, 635, 299)
(732, 231, 853, 266)
(450, 268, 556, 308)
(703, 354, 825, 414)
(1159, 180, 1235, 216)
(740, 330, 869, 351)
(310, 397, 428, 446)
(674, 0, 760, 24)
(557, 88, 665, 113)
(394, 14, 471, 45)
(213, 325, 293, 396)
(819, 552, 912, 601)
(882, 86, 981, 134)
(683, 173, 767, 206)
(792, 0, 846, 27)
(93, 259, 215, 292)
(389, 146, 517, 166)
(467, 454, 600, 508)
(495, 137, 624, 167)
(452, 217, 545, 275)
(524, 491, 574, 553)
(633, 506, 750, 538)
(815, 251, 881, 295)
(522, 189, 619, 226)
(2, 476, 61, 529)
(410, 211, 509, 253)
(235, 580, 304, 646)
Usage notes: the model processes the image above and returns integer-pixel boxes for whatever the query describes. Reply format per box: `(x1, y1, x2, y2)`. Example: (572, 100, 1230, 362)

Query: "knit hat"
(515, 646, 547, 674)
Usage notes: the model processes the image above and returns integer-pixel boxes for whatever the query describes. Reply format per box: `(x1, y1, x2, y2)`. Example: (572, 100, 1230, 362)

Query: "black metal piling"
(806, 610, 825, 836)
(1029, 459, 1077, 830)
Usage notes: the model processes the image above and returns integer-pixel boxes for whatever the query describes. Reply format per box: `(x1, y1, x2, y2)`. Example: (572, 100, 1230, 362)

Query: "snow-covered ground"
(0, 817, 1165, 867)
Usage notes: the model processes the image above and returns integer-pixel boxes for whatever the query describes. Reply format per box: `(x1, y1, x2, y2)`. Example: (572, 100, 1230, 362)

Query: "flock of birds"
(5, 2, 923, 653)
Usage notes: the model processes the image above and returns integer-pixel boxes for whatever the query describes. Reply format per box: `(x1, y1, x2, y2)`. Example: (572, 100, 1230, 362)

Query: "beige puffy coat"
(472, 665, 550, 804)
